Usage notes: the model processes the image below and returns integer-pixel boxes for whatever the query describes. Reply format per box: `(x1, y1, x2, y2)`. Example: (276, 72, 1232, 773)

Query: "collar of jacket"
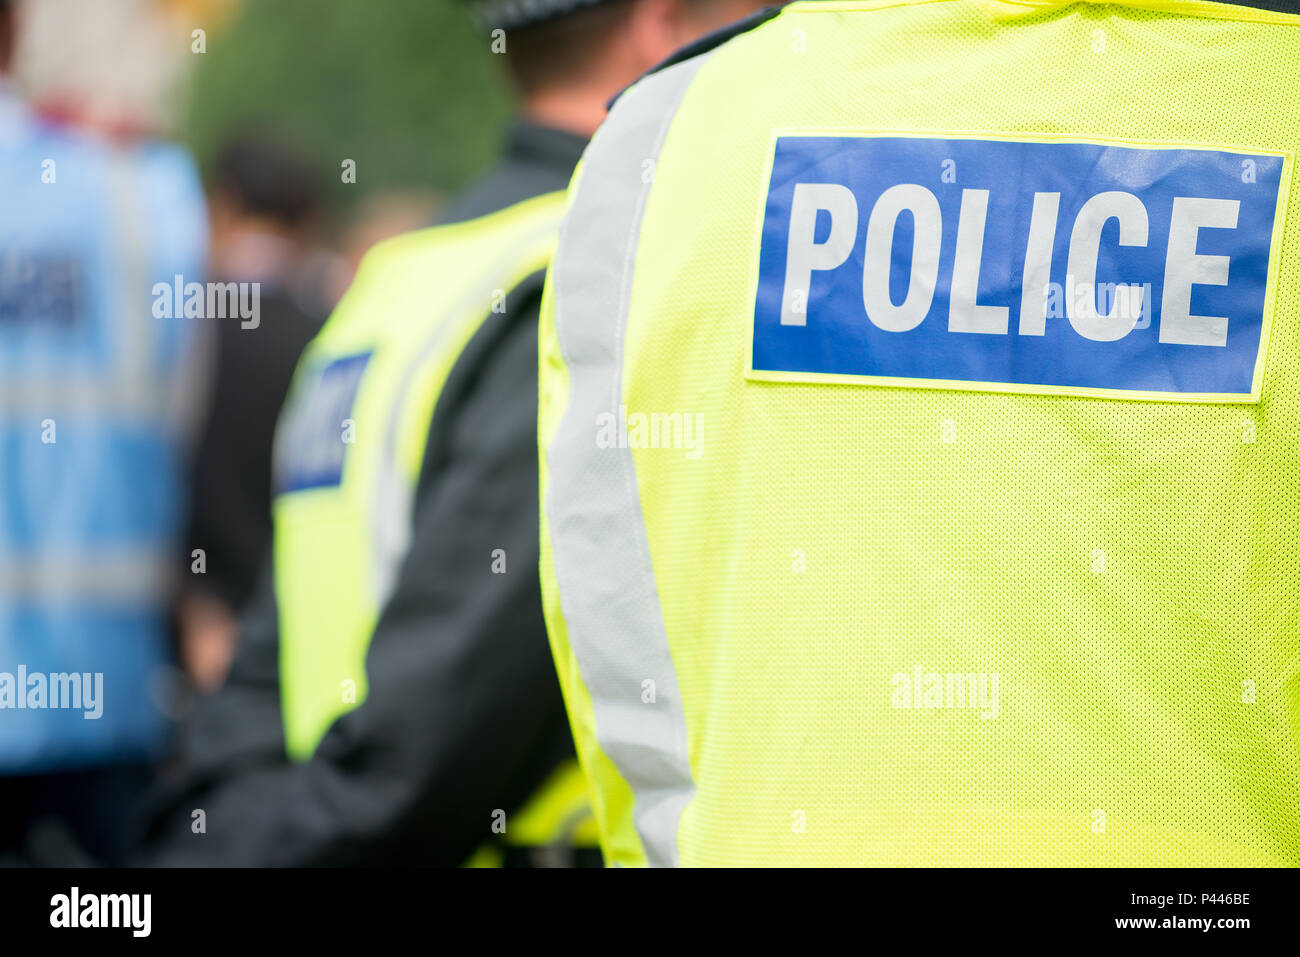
(503, 120, 589, 177)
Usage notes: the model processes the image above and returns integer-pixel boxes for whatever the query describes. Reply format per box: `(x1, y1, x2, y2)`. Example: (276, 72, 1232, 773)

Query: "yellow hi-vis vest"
(539, 0, 1300, 866)
(272, 190, 595, 860)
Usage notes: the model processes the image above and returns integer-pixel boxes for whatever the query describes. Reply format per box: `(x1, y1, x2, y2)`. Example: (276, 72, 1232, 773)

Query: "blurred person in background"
(135, 0, 770, 866)
(16, 0, 197, 139)
(0, 0, 208, 865)
(179, 134, 327, 693)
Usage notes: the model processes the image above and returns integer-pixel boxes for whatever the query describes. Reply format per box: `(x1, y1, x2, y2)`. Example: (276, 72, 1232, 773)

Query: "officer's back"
(539, 0, 1300, 866)
(0, 42, 206, 862)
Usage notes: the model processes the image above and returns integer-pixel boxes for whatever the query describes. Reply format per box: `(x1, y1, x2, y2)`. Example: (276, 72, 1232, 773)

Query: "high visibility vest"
(0, 100, 207, 774)
(272, 189, 595, 861)
(539, 0, 1300, 866)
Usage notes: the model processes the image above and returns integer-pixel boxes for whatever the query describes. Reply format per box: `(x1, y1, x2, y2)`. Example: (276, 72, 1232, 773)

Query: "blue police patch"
(274, 351, 372, 494)
(750, 135, 1286, 401)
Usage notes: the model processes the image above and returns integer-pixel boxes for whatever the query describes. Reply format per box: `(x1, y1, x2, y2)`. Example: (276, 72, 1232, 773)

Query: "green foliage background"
(183, 0, 514, 215)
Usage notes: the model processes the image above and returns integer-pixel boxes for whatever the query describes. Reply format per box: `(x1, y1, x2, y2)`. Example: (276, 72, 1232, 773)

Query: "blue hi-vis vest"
(0, 93, 207, 773)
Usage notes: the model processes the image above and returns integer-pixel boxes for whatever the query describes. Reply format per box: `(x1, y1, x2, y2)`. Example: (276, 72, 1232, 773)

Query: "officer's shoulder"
(607, 4, 788, 111)
(347, 227, 438, 293)
(352, 190, 563, 284)
(353, 204, 497, 275)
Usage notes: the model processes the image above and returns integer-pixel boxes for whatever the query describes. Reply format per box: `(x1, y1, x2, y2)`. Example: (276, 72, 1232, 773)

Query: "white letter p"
(781, 183, 857, 326)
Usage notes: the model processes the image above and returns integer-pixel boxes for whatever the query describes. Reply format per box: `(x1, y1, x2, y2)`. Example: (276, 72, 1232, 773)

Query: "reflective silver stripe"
(545, 54, 713, 866)
(0, 549, 174, 605)
(106, 151, 152, 404)
(370, 205, 564, 608)
(0, 382, 171, 418)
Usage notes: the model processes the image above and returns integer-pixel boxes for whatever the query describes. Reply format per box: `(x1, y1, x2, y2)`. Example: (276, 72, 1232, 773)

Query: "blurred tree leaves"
(183, 0, 514, 211)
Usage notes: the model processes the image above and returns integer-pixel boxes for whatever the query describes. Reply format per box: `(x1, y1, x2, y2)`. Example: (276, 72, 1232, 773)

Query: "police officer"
(539, 0, 1300, 865)
(137, 0, 769, 866)
(0, 0, 208, 865)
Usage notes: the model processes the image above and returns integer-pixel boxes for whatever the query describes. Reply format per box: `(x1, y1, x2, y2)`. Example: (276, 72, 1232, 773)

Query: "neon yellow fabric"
(541, 0, 1300, 865)
(274, 189, 598, 861)
(504, 758, 601, 846)
(463, 759, 598, 867)
(276, 190, 563, 761)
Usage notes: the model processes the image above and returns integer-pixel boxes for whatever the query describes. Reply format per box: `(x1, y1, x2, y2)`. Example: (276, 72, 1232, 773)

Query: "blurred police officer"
(539, 0, 1300, 865)
(0, 0, 208, 865)
(137, 0, 769, 866)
